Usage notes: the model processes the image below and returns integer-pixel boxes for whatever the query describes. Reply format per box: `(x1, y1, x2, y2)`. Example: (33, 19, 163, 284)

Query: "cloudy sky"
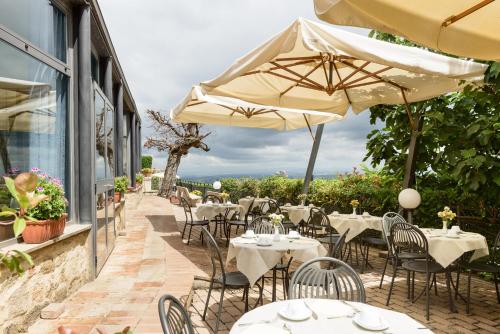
(99, 0, 378, 177)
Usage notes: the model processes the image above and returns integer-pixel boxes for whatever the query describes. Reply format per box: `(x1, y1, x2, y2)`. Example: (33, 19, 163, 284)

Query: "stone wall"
(0, 230, 91, 334)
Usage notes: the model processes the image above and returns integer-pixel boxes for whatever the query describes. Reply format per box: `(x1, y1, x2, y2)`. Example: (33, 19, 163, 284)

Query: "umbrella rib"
(442, 0, 494, 27)
(342, 80, 385, 89)
(242, 59, 317, 76)
(187, 101, 206, 107)
(341, 66, 392, 88)
(339, 60, 409, 91)
(270, 61, 323, 89)
(303, 114, 315, 140)
(332, 61, 352, 104)
(400, 88, 415, 130)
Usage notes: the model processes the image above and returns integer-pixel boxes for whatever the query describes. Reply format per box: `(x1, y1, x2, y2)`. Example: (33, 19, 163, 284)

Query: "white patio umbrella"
(200, 18, 487, 122)
(313, 0, 500, 61)
(171, 85, 343, 132)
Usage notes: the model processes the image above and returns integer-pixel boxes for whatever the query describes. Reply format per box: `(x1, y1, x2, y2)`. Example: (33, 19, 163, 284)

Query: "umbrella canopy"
(313, 0, 500, 61)
(199, 18, 487, 118)
(171, 85, 343, 131)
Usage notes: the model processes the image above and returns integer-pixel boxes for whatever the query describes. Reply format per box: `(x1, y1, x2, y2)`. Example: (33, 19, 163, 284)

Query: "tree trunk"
(158, 152, 181, 197)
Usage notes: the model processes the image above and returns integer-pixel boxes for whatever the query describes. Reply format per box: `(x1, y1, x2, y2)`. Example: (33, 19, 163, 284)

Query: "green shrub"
(136, 174, 144, 184)
(151, 176, 161, 190)
(141, 155, 153, 169)
(114, 176, 129, 193)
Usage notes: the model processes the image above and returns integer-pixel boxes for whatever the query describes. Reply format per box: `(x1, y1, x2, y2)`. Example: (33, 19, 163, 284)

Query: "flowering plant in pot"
(141, 167, 153, 177)
(114, 176, 129, 203)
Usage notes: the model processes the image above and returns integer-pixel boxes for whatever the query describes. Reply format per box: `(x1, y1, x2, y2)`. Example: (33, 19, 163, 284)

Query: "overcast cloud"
(99, 0, 378, 177)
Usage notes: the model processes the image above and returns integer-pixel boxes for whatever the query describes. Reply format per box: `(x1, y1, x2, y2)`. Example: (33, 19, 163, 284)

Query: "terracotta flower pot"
(49, 213, 67, 239)
(22, 220, 51, 244)
(114, 192, 122, 203)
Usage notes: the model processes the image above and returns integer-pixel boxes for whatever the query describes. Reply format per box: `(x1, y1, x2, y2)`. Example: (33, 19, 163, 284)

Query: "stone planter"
(114, 191, 122, 203)
(22, 214, 68, 243)
(0, 221, 15, 240)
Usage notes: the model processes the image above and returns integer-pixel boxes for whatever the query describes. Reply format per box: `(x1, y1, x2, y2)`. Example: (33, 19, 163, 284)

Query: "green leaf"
(466, 124, 481, 137)
(0, 211, 15, 217)
(12, 250, 33, 267)
(461, 148, 476, 159)
(1, 206, 16, 213)
(13, 217, 26, 237)
(3, 177, 19, 201)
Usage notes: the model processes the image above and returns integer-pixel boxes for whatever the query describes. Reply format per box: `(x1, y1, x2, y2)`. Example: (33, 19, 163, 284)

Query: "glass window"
(0, 0, 67, 62)
(0, 40, 68, 240)
(95, 92, 114, 181)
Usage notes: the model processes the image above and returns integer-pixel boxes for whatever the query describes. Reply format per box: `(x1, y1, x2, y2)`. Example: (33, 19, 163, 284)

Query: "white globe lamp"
(213, 181, 222, 190)
(398, 188, 421, 224)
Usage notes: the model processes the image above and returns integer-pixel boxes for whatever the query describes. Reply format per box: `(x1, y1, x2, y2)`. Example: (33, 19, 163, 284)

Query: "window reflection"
(95, 94, 106, 180)
(0, 0, 67, 62)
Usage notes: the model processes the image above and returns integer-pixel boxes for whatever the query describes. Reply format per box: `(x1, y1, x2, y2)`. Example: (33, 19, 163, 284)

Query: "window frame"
(0, 0, 74, 248)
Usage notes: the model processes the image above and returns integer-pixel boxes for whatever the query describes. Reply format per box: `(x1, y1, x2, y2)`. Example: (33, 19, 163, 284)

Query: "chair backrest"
(177, 186, 190, 201)
(389, 222, 429, 260)
(320, 203, 336, 215)
(382, 212, 406, 245)
(265, 199, 281, 214)
(180, 198, 194, 223)
(289, 257, 365, 302)
(158, 294, 194, 334)
(249, 216, 284, 234)
(203, 194, 221, 204)
(306, 207, 334, 237)
(490, 230, 500, 264)
(330, 229, 349, 259)
(201, 227, 226, 282)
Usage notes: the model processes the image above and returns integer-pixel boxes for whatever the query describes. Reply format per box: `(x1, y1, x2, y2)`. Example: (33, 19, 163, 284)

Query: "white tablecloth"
(195, 203, 241, 221)
(280, 205, 314, 225)
(328, 214, 383, 242)
(239, 197, 270, 216)
(226, 236, 327, 286)
(421, 228, 489, 268)
(230, 299, 433, 334)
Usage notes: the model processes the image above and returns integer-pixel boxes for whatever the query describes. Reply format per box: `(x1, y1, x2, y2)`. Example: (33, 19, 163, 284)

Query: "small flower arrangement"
(438, 206, 456, 222)
(221, 192, 230, 200)
(269, 213, 284, 226)
(28, 173, 67, 221)
(350, 199, 359, 208)
(297, 194, 307, 202)
(191, 190, 202, 197)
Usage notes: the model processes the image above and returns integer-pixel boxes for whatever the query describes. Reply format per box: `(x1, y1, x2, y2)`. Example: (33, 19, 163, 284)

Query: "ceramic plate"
(445, 235, 460, 239)
(353, 313, 389, 331)
(241, 234, 256, 239)
(278, 304, 312, 321)
(286, 235, 300, 239)
(257, 242, 272, 247)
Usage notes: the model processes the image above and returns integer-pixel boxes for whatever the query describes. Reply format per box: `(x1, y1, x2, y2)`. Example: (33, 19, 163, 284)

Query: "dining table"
(230, 299, 434, 334)
(195, 202, 242, 221)
(239, 197, 271, 216)
(420, 228, 489, 268)
(226, 234, 327, 301)
(328, 213, 383, 242)
(279, 205, 314, 225)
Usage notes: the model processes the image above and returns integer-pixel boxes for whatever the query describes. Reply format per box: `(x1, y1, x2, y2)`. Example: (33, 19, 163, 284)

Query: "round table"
(328, 214, 383, 242)
(195, 203, 242, 221)
(279, 205, 314, 225)
(239, 197, 271, 216)
(420, 228, 489, 268)
(230, 299, 433, 334)
(226, 235, 327, 300)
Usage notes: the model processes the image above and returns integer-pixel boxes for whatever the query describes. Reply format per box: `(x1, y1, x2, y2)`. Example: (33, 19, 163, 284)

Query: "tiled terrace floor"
(29, 195, 499, 334)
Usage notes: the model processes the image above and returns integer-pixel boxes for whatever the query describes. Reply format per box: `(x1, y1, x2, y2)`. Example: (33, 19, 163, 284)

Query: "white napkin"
(309, 299, 352, 317)
(235, 238, 257, 244)
(241, 324, 287, 334)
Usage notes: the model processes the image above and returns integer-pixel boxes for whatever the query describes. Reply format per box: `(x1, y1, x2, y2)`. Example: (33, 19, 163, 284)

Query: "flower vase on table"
(441, 220, 449, 233)
(437, 206, 456, 234)
(350, 199, 359, 216)
(269, 213, 284, 242)
(273, 226, 280, 241)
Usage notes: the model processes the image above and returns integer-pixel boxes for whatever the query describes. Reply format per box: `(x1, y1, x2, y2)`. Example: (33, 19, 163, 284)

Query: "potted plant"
(114, 176, 129, 203)
(141, 167, 153, 177)
(136, 173, 144, 185)
(1, 172, 58, 243)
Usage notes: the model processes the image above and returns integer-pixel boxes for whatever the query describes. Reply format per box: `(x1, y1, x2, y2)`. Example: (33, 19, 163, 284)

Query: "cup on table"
(309, 204, 314, 208)
(257, 235, 272, 245)
(207, 200, 213, 204)
(359, 310, 385, 328)
(451, 225, 461, 234)
(246, 196, 251, 198)
(362, 211, 370, 217)
(227, 200, 232, 204)
(447, 228, 458, 236)
(285, 203, 292, 207)
(332, 211, 339, 216)
(288, 230, 299, 238)
(245, 230, 255, 238)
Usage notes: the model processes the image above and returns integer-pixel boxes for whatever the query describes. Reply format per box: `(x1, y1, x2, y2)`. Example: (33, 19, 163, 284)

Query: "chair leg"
(181, 222, 187, 240)
(466, 271, 472, 314)
(433, 274, 438, 296)
(411, 271, 416, 300)
(281, 270, 287, 300)
(494, 274, 500, 303)
(236, 225, 240, 235)
(202, 280, 214, 320)
(425, 272, 431, 321)
(214, 286, 225, 333)
(244, 286, 249, 312)
(226, 225, 231, 247)
(455, 270, 461, 300)
(406, 270, 411, 300)
(379, 255, 390, 289)
(386, 261, 398, 306)
(445, 271, 457, 313)
(187, 225, 193, 245)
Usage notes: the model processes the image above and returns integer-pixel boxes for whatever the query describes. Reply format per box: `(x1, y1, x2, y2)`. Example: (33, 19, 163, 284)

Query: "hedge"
(141, 155, 153, 169)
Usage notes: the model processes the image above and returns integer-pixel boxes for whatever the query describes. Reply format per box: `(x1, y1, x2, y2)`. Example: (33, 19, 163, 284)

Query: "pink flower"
(36, 187, 44, 192)
(31, 167, 40, 173)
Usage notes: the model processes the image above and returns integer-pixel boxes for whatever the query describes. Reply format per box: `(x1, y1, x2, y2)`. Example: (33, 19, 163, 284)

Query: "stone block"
(40, 303, 64, 319)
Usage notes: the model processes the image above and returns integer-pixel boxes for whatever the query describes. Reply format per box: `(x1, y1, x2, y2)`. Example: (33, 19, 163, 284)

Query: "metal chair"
(203, 194, 221, 204)
(457, 230, 500, 313)
(306, 208, 340, 254)
(320, 202, 336, 215)
(250, 216, 290, 301)
(201, 227, 261, 333)
(158, 294, 194, 334)
(379, 212, 408, 288)
(226, 199, 254, 244)
(180, 198, 209, 245)
(330, 229, 349, 260)
(289, 257, 366, 302)
(387, 222, 457, 320)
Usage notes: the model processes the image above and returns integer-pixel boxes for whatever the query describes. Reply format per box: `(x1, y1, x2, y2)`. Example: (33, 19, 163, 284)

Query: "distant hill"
(179, 173, 337, 183)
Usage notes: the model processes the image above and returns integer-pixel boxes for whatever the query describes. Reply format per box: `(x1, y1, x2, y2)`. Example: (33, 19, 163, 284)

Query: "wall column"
(103, 57, 113, 104)
(115, 84, 124, 176)
(77, 5, 93, 226)
(130, 112, 136, 187)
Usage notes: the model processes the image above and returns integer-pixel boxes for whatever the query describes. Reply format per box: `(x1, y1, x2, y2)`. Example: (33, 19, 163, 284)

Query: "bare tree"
(144, 109, 211, 197)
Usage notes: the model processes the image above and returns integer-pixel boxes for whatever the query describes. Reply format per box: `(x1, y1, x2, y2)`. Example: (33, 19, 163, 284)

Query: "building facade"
(0, 0, 141, 280)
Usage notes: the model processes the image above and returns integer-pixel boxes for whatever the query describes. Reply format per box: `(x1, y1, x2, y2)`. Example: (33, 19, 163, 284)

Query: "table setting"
(328, 211, 383, 242)
(230, 298, 433, 333)
(226, 230, 327, 286)
(279, 203, 315, 225)
(195, 201, 242, 221)
(239, 196, 271, 216)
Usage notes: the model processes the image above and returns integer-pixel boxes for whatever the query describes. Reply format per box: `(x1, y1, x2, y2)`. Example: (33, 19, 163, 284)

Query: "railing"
(457, 205, 499, 245)
(176, 179, 214, 197)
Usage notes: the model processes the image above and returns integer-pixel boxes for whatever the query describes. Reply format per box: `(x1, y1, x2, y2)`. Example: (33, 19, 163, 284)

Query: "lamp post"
(398, 188, 421, 225)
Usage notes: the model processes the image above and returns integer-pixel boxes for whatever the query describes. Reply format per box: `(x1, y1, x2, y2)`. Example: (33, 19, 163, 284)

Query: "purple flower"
(31, 167, 41, 173)
(52, 178, 62, 185)
(36, 187, 44, 192)
(40, 173, 48, 178)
